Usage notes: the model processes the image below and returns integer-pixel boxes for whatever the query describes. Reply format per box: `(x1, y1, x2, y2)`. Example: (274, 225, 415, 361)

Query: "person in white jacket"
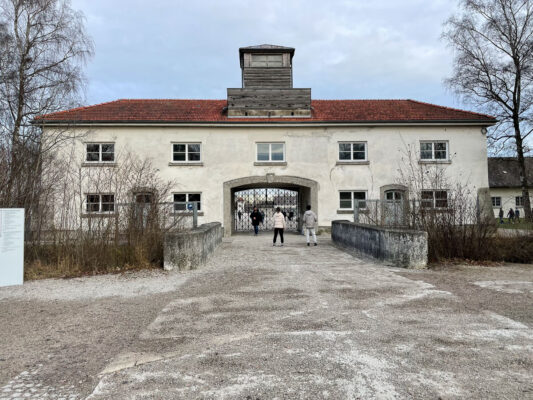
(272, 207, 286, 246)
(302, 205, 318, 246)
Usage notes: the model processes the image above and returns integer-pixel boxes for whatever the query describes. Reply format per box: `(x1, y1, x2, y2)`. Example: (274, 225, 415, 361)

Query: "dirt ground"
(0, 234, 532, 399)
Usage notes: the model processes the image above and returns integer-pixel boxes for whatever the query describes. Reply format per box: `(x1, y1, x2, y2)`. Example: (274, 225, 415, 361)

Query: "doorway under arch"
(223, 175, 319, 236)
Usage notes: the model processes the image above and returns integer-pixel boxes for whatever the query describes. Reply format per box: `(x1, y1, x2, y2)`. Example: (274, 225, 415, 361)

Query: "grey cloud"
(72, 0, 462, 108)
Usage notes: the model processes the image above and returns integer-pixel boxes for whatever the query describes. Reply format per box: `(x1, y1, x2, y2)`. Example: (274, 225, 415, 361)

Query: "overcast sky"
(71, 0, 465, 109)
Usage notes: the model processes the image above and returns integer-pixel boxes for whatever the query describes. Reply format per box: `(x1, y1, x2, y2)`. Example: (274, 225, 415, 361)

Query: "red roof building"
(36, 98, 495, 125)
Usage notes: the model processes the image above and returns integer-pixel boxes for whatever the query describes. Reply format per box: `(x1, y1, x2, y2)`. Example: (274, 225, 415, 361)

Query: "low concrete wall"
(164, 222, 223, 271)
(331, 220, 428, 269)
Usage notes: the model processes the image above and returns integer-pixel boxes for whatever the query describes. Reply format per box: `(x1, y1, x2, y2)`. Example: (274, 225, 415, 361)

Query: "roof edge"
(34, 119, 497, 127)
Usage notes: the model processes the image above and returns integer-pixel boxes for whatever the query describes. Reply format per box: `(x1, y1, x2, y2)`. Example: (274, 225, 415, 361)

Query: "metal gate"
(234, 188, 299, 232)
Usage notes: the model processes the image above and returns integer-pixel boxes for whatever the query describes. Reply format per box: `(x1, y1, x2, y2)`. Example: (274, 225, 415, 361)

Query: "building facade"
(36, 45, 496, 235)
(489, 157, 533, 217)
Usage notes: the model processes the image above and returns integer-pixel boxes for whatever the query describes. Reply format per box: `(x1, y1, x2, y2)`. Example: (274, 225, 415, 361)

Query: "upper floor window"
(86, 193, 115, 214)
(173, 193, 201, 212)
(421, 190, 448, 208)
(339, 142, 367, 161)
(251, 54, 283, 67)
(339, 191, 367, 210)
(516, 196, 524, 207)
(492, 197, 501, 207)
(420, 141, 448, 161)
(86, 143, 114, 163)
(257, 143, 285, 162)
(172, 143, 201, 163)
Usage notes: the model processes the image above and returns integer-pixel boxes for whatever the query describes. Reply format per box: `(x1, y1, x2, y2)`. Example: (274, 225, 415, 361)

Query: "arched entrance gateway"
(223, 175, 319, 236)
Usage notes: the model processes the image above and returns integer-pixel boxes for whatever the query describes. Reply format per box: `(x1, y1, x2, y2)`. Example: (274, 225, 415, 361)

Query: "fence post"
(353, 201, 360, 223)
(192, 202, 198, 228)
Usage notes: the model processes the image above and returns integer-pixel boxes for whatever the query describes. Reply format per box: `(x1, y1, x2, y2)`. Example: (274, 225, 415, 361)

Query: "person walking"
(250, 207, 263, 235)
(498, 207, 504, 224)
(272, 207, 286, 246)
(302, 205, 318, 246)
(507, 208, 515, 224)
(515, 208, 520, 223)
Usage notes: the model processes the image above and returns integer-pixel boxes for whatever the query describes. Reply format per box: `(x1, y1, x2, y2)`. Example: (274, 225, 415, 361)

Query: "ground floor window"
(516, 196, 524, 207)
(86, 194, 115, 213)
(173, 193, 201, 212)
(421, 190, 448, 208)
(339, 191, 367, 209)
(491, 197, 501, 207)
(385, 190, 404, 201)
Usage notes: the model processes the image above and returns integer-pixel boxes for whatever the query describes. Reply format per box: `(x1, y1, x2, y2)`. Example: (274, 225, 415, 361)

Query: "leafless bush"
(395, 144, 498, 262)
(24, 149, 184, 278)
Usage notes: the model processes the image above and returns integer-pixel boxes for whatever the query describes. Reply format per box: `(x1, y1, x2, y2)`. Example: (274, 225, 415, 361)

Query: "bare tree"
(443, 0, 533, 221)
(0, 0, 93, 220)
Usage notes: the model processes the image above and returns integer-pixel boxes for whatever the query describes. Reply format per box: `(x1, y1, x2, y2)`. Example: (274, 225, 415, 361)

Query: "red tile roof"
(35, 99, 496, 124)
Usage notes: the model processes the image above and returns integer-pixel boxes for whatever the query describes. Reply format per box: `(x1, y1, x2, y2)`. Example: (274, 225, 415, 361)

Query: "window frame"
(173, 192, 202, 213)
(255, 142, 286, 162)
(338, 141, 368, 162)
(420, 189, 449, 209)
(85, 193, 115, 214)
(515, 196, 524, 207)
(491, 196, 501, 208)
(250, 54, 283, 68)
(85, 142, 115, 163)
(171, 142, 202, 163)
(338, 190, 367, 210)
(419, 141, 449, 162)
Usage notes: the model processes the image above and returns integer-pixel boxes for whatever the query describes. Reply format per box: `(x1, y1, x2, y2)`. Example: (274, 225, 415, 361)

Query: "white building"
(36, 45, 496, 235)
(489, 157, 533, 217)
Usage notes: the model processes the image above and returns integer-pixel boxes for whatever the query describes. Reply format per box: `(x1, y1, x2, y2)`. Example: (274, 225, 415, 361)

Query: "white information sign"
(0, 208, 24, 287)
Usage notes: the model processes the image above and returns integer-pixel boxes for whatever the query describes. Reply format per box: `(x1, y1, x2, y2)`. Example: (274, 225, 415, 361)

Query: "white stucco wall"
(44, 124, 490, 230)
(490, 187, 533, 217)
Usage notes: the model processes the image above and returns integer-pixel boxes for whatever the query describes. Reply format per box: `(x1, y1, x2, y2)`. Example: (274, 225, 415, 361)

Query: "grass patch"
(495, 219, 533, 230)
(24, 239, 163, 280)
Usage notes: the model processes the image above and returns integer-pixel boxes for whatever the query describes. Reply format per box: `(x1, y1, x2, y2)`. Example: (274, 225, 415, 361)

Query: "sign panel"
(0, 208, 24, 287)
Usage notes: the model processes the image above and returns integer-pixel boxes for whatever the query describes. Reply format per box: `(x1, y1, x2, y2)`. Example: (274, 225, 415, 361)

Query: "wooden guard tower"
(227, 44, 312, 117)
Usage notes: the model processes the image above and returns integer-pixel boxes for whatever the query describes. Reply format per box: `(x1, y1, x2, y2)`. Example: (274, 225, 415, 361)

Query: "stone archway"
(223, 174, 319, 236)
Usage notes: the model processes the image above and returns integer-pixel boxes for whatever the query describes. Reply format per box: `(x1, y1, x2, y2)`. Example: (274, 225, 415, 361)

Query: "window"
(385, 190, 403, 201)
(492, 197, 501, 207)
(172, 143, 201, 162)
(86, 194, 115, 213)
(338, 142, 367, 161)
(516, 196, 524, 207)
(420, 141, 448, 161)
(135, 193, 153, 204)
(251, 54, 283, 67)
(421, 190, 448, 208)
(256, 143, 285, 162)
(339, 191, 367, 210)
(173, 193, 201, 212)
(86, 143, 115, 163)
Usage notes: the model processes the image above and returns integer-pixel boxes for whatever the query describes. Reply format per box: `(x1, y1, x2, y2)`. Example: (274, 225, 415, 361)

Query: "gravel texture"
(1, 234, 532, 399)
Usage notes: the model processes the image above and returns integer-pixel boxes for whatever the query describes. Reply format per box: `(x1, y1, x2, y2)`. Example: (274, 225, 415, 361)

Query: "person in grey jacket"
(302, 205, 317, 246)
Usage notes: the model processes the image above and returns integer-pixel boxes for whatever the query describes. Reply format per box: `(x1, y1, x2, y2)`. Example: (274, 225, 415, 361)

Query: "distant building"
(488, 157, 533, 217)
(36, 44, 496, 235)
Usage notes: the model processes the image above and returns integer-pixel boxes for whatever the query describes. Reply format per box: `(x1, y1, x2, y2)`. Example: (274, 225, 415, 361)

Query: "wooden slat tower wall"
(227, 45, 312, 117)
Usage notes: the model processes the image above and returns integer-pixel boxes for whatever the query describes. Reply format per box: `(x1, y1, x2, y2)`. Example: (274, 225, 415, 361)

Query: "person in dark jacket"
(499, 207, 504, 224)
(250, 207, 263, 235)
(507, 208, 515, 223)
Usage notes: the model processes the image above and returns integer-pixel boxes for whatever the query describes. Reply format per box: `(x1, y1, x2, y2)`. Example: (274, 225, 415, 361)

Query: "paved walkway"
(83, 234, 533, 399)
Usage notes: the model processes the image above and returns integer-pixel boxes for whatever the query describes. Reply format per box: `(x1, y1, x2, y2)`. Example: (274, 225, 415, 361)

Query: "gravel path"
(1, 234, 532, 399)
(87, 235, 532, 399)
